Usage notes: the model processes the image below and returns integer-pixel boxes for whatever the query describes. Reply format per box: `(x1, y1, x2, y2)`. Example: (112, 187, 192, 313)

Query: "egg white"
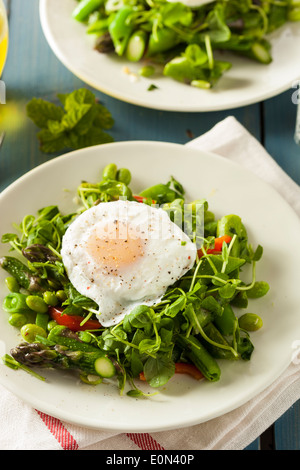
(167, 0, 215, 8)
(61, 200, 196, 327)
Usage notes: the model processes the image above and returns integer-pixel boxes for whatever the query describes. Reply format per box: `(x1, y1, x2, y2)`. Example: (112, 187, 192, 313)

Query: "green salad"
(72, 0, 300, 89)
(1, 163, 269, 397)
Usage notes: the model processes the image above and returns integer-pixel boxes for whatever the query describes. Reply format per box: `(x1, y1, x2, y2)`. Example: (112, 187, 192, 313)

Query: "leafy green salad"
(72, 0, 300, 89)
(1, 163, 269, 397)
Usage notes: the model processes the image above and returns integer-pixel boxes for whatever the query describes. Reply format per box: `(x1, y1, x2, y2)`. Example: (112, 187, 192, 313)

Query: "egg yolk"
(87, 220, 145, 273)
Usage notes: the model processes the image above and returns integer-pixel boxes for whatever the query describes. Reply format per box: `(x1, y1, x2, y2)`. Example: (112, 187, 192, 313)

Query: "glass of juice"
(0, 0, 8, 77)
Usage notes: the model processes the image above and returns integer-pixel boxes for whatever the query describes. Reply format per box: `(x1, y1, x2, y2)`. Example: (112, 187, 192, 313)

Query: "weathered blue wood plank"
(262, 88, 300, 451)
(3, 0, 299, 452)
(263, 90, 300, 185)
(275, 401, 300, 450)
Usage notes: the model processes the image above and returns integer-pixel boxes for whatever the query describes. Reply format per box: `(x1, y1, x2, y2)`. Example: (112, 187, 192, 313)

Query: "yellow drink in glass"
(0, 0, 8, 77)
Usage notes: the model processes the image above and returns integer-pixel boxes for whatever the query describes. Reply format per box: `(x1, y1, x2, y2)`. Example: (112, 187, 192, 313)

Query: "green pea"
(43, 291, 59, 307)
(56, 290, 67, 302)
(5, 277, 20, 293)
(102, 163, 117, 180)
(47, 320, 58, 331)
(238, 313, 263, 332)
(138, 65, 155, 77)
(20, 324, 47, 343)
(26, 295, 48, 314)
(116, 168, 132, 185)
(8, 313, 28, 328)
(78, 331, 92, 343)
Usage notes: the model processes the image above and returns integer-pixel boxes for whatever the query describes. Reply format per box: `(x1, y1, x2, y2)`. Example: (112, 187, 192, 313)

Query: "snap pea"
(213, 303, 236, 336)
(0, 256, 46, 292)
(26, 295, 48, 314)
(126, 30, 148, 62)
(72, 0, 104, 22)
(238, 313, 263, 332)
(36, 312, 50, 331)
(47, 325, 101, 353)
(203, 323, 237, 360)
(3, 293, 32, 314)
(217, 214, 244, 257)
(108, 6, 134, 56)
(139, 184, 178, 204)
(176, 334, 221, 382)
(147, 28, 182, 56)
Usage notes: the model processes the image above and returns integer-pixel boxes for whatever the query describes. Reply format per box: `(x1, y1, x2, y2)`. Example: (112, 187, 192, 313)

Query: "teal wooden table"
(1, 0, 300, 450)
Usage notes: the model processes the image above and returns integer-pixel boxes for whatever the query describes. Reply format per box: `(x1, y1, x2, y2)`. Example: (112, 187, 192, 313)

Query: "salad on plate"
(1, 163, 269, 397)
(71, 0, 300, 89)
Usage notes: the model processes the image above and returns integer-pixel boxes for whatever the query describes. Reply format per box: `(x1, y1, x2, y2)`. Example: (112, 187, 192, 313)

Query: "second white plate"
(39, 0, 300, 112)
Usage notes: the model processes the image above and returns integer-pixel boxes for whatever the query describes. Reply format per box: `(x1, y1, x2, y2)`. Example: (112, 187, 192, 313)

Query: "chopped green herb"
(26, 88, 114, 154)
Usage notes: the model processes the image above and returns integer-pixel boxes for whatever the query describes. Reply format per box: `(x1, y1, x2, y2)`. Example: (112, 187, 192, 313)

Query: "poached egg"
(61, 200, 196, 327)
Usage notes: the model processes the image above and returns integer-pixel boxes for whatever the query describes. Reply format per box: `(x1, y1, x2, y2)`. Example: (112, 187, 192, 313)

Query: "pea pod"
(139, 184, 178, 205)
(203, 323, 237, 360)
(126, 30, 148, 62)
(0, 256, 46, 292)
(147, 28, 182, 56)
(217, 214, 244, 257)
(108, 6, 134, 56)
(72, 0, 104, 22)
(176, 334, 221, 382)
(213, 303, 236, 336)
(47, 325, 101, 353)
(3, 293, 32, 314)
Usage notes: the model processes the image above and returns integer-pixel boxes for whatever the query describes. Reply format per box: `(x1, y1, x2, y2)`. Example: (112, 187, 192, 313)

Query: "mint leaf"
(27, 88, 114, 154)
(27, 98, 64, 129)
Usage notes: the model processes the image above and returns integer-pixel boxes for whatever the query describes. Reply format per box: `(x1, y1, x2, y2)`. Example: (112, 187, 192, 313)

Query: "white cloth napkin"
(1, 116, 300, 451)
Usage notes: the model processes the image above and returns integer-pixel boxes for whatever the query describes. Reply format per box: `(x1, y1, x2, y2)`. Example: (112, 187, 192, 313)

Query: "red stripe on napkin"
(37, 411, 79, 450)
(126, 433, 165, 450)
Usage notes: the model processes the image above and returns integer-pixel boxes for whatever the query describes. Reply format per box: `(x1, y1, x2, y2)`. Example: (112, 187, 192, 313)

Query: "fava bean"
(56, 290, 67, 302)
(102, 163, 118, 180)
(5, 277, 20, 293)
(116, 168, 131, 185)
(20, 324, 47, 343)
(238, 313, 263, 332)
(26, 295, 48, 314)
(8, 313, 28, 328)
(247, 281, 270, 299)
(43, 291, 58, 307)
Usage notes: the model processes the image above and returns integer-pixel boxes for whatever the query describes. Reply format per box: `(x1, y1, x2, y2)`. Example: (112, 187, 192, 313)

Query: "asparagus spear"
(10, 341, 116, 379)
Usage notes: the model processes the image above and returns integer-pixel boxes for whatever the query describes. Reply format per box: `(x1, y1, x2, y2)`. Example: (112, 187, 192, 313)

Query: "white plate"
(39, 0, 300, 112)
(0, 141, 300, 432)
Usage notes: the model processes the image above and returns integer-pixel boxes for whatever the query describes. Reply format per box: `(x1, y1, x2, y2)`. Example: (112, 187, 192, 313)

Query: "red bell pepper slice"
(198, 235, 232, 258)
(133, 195, 156, 204)
(49, 307, 102, 332)
(139, 363, 204, 382)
